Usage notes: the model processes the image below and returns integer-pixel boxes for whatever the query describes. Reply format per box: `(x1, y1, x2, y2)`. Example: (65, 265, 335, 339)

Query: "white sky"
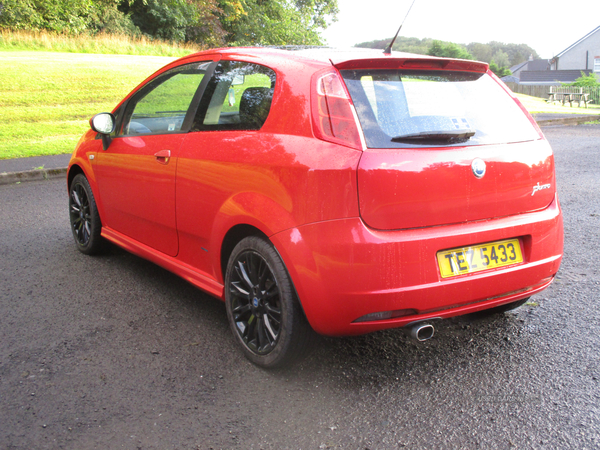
(321, 0, 600, 59)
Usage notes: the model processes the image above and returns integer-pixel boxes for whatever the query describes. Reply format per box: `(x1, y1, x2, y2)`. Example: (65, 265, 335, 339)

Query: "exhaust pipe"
(408, 323, 435, 342)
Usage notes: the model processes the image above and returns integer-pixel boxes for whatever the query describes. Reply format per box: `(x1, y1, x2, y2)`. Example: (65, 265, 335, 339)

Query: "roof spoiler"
(332, 57, 489, 73)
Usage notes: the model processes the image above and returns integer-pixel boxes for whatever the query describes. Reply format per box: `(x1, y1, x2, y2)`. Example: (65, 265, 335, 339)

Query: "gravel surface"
(1, 124, 599, 449)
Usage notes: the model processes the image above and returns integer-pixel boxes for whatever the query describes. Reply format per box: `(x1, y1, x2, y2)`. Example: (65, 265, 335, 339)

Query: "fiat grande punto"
(67, 47, 563, 368)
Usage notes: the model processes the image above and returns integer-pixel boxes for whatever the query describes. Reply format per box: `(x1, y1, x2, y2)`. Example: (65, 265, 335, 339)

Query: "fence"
(505, 83, 600, 107)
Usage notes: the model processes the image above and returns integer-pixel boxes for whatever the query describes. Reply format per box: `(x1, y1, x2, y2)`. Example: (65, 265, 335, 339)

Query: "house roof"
(553, 25, 600, 59)
(509, 61, 528, 73)
(510, 59, 550, 74)
(520, 70, 591, 84)
(500, 75, 520, 83)
(527, 59, 551, 71)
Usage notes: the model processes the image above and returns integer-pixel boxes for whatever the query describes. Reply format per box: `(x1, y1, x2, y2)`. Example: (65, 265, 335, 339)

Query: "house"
(510, 57, 550, 78)
(503, 26, 599, 85)
(550, 25, 600, 72)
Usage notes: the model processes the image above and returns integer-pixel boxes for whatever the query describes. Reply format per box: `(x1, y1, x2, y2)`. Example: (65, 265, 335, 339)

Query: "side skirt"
(101, 227, 225, 300)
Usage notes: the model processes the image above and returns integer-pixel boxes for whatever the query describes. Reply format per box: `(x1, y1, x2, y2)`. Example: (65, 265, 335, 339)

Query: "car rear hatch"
(334, 55, 555, 230)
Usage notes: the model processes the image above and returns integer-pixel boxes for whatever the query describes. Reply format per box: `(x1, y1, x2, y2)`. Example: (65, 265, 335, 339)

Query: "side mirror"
(90, 113, 116, 150)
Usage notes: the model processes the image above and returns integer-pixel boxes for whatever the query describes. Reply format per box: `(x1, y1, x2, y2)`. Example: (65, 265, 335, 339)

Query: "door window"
(120, 62, 212, 136)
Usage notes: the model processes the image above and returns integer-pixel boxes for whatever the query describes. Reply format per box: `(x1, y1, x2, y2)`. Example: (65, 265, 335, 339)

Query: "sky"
(321, 0, 600, 59)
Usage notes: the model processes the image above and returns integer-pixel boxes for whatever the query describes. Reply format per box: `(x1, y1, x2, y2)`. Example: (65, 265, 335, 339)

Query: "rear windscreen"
(340, 70, 540, 148)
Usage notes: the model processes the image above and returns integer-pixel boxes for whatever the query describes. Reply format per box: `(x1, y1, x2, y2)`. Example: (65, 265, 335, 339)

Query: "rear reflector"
(354, 309, 418, 323)
(311, 69, 363, 150)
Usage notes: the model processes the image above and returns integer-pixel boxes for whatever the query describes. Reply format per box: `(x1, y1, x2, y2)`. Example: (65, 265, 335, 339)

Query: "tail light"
(311, 69, 363, 150)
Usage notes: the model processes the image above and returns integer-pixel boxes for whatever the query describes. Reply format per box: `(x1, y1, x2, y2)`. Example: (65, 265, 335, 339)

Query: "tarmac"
(1, 113, 599, 186)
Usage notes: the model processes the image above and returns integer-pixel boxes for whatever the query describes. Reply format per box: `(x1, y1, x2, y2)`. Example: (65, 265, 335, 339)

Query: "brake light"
(311, 69, 363, 150)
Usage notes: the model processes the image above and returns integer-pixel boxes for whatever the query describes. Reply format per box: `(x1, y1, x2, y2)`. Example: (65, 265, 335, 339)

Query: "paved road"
(1, 125, 599, 449)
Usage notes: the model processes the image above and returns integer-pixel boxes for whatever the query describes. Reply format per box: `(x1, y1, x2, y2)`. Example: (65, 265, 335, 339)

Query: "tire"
(68, 173, 103, 255)
(225, 236, 315, 368)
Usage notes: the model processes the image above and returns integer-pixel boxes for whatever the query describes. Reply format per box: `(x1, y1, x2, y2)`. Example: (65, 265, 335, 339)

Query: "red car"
(67, 47, 563, 368)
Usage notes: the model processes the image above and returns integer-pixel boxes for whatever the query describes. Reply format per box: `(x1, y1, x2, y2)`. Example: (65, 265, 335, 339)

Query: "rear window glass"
(341, 70, 540, 148)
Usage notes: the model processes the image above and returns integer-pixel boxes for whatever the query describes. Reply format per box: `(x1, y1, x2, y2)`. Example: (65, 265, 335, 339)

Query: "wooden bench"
(547, 86, 592, 108)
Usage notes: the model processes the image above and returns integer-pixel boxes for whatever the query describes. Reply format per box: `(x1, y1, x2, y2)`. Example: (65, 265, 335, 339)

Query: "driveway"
(1, 124, 598, 449)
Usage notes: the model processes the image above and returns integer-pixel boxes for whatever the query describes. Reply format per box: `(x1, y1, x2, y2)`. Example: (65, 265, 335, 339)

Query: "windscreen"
(341, 70, 540, 148)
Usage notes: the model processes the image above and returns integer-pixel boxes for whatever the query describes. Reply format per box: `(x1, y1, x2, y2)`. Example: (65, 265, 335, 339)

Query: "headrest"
(239, 87, 273, 129)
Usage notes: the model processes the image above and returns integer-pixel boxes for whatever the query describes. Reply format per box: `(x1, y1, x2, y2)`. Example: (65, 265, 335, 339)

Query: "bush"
(489, 61, 511, 78)
(89, 2, 139, 36)
(119, 0, 225, 45)
(567, 72, 600, 87)
(0, 0, 93, 34)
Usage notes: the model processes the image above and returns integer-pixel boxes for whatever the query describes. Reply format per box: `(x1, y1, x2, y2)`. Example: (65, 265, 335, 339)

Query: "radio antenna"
(383, 0, 417, 55)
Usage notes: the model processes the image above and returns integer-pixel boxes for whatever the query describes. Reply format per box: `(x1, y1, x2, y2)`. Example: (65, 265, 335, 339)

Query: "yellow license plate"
(437, 239, 523, 278)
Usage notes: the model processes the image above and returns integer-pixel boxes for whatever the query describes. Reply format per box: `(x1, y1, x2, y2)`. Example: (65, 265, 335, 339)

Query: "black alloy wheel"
(69, 173, 103, 255)
(225, 236, 314, 368)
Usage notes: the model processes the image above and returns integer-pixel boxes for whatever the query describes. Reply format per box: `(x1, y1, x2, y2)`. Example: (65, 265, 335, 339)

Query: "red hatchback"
(67, 47, 563, 368)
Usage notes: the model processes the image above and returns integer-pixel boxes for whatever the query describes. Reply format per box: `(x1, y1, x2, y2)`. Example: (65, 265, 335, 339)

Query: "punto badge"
(471, 158, 486, 179)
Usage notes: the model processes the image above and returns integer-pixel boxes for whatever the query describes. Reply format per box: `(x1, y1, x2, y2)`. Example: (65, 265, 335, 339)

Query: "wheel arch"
(67, 164, 85, 189)
(219, 224, 312, 321)
(220, 224, 269, 280)
(67, 163, 105, 227)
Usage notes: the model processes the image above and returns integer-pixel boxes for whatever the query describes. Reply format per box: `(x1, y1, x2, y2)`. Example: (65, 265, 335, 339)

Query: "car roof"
(182, 46, 489, 73)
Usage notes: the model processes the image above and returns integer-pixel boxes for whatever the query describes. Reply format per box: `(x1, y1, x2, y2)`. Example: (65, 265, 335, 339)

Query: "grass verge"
(0, 51, 177, 159)
(0, 30, 200, 56)
(515, 93, 600, 114)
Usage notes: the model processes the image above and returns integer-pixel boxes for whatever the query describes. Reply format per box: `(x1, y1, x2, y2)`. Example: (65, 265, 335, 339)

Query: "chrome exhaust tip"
(408, 323, 435, 342)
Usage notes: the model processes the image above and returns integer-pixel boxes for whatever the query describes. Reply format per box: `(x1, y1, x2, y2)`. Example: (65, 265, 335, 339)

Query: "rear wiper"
(391, 130, 475, 143)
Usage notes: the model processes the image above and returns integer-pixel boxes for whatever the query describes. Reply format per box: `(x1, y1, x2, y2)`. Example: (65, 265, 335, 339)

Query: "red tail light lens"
(311, 69, 363, 150)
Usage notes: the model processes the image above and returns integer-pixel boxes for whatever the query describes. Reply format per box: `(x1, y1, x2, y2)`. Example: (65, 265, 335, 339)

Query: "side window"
(193, 61, 276, 131)
(120, 62, 211, 136)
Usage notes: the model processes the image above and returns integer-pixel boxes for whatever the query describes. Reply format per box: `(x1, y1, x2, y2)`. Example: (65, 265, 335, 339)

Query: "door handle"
(154, 150, 171, 165)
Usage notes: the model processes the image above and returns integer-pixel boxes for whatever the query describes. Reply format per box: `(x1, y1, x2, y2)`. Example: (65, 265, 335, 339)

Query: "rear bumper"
(271, 195, 563, 336)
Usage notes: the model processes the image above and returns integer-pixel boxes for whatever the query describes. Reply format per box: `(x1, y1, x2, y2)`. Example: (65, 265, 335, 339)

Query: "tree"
(488, 61, 511, 78)
(119, 0, 224, 45)
(491, 50, 510, 69)
(218, 0, 338, 46)
(483, 41, 538, 66)
(1, 0, 338, 47)
(468, 42, 492, 62)
(89, 0, 140, 35)
(427, 40, 473, 60)
(0, 0, 94, 33)
(356, 37, 539, 67)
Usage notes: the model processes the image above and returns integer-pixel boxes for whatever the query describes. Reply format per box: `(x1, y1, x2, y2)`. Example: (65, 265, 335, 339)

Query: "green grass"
(0, 30, 199, 56)
(0, 51, 178, 159)
(2, 47, 599, 160)
(515, 93, 600, 114)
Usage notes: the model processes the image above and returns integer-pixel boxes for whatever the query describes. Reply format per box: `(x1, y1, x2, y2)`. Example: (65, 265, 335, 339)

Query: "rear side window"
(341, 70, 540, 148)
(193, 61, 276, 131)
